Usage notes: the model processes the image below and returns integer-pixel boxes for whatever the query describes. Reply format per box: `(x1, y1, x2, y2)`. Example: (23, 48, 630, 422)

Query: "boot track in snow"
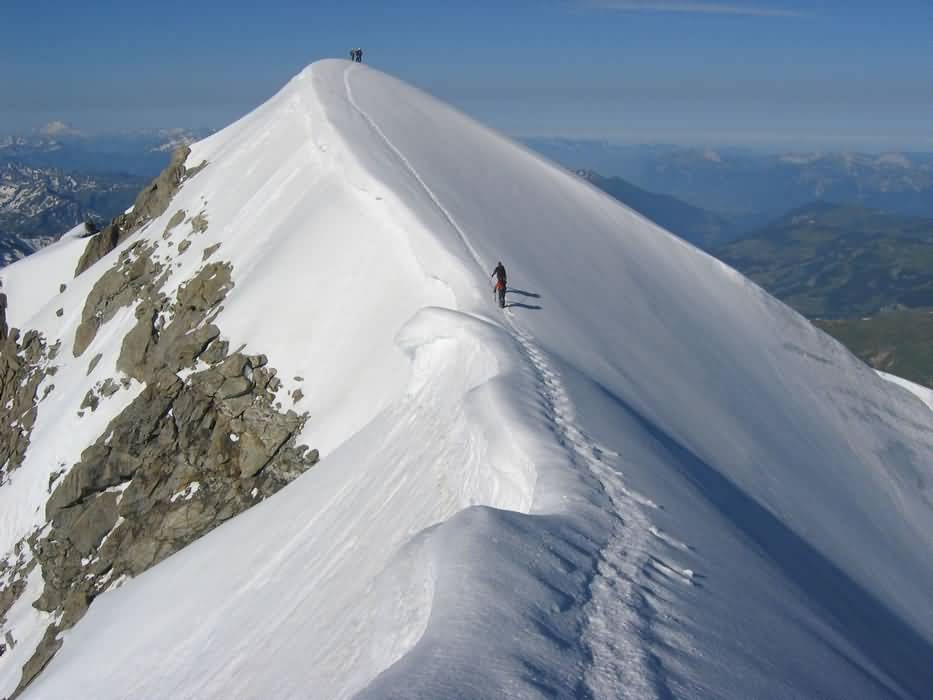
(343, 62, 682, 698)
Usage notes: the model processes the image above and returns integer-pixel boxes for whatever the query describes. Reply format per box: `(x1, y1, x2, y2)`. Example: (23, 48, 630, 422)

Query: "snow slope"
(5, 60, 933, 699)
(879, 371, 933, 413)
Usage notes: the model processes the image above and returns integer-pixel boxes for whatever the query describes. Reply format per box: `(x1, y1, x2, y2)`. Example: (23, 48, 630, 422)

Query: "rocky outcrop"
(74, 146, 208, 277)
(20, 351, 316, 694)
(202, 243, 222, 261)
(16, 354, 316, 694)
(6, 247, 318, 697)
(72, 239, 167, 358)
(0, 329, 57, 483)
(0, 544, 35, 635)
(0, 292, 8, 341)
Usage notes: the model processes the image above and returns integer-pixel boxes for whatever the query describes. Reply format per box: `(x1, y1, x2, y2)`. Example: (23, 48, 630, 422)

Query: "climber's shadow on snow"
(506, 289, 542, 310)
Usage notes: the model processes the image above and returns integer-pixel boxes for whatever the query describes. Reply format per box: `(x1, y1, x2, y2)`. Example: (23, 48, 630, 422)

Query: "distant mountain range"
(0, 125, 206, 266)
(0, 162, 146, 266)
(580, 171, 933, 319)
(0, 126, 213, 176)
(578, 170, 933, 388)
(527, 140, 933, 219)
(579, 170, 744, 249)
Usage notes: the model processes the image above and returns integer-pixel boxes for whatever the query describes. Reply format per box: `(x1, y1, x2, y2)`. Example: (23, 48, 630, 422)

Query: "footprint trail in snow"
(345, 62, 696, 699)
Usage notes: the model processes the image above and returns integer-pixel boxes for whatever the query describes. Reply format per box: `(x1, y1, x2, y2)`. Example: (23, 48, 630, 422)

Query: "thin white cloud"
(583, 1, 806, 17)
(37, 120, 84, 137)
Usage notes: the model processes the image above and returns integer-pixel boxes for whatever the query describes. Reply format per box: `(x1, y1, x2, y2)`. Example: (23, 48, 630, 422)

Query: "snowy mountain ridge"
(1, 60, 933, 699)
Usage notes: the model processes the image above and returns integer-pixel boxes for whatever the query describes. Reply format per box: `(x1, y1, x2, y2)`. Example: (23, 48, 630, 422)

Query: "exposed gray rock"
(202, 243, 221, 261)
(74, 148, 208, 276)
(15, 627, 61, 695)
(177, 239, 191, 254)
(201, 337, 228, 365)
(217, 376, 253, 400)
(0, 292, 7, 341)
(115, 263, 230, 382)
(0, 329, 55, 480)
(177, 262, 232, 312)
(0, 545, 35, 627)
(186, 160, 208, 179)
(115, 303, 159, 381)
(73, 241, 166, 358)
(163, 209, 186, 238)
(62, 492, 120, 556)
(79, 390, 99, 412)
(7, 250, 318, 695)
(25, 344, 317, 693)
(189, 212, 209, 235)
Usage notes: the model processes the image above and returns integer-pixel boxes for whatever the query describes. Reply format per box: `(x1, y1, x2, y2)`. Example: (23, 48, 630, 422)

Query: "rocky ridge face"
(0, 329, 58, 485)
(74, 146, 206, 277)
(0, 156, 318, 697)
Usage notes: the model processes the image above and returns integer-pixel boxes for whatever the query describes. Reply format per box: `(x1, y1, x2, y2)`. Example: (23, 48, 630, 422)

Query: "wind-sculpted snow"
(6, 60, 933, 699)
(879, 371, 933, 412)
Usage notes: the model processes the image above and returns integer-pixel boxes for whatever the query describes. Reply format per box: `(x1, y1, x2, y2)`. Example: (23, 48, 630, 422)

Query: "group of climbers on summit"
(349, 48, 363, 63)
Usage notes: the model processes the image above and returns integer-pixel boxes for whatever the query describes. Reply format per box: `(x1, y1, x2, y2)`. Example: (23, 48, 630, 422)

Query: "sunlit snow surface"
(5, 61, 933, 699)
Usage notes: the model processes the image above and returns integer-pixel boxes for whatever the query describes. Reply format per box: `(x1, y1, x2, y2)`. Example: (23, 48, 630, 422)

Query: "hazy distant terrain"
(0, 126, 209, 266)
(579, 171, 743, 248)
(571, 157, 933, 388)
(715, 202, 933, 318)
(0, 127, 212, 176)
(0, 162, 146, 265)
(815, 312, 933, 388)
(527, 140, 933, 219)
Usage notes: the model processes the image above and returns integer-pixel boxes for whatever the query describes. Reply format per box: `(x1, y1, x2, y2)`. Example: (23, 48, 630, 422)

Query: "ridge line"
(341, 64, 671, 699)
(342, 66, 486, 274)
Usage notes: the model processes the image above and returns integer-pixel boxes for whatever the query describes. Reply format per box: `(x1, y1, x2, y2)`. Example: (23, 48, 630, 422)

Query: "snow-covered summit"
(2, 59, 933, 699)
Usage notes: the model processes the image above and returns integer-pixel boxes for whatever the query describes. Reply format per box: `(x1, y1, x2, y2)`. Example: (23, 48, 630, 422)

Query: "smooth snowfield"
(9, 61, 933, 699)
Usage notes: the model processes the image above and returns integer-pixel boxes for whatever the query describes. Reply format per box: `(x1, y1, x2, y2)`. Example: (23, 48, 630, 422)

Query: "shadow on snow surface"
(505, 289, 543, 310)
(592, 379, 933, 699)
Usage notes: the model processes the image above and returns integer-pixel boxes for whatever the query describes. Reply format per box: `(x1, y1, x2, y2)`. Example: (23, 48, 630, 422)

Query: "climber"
(491, 261, 507, 308)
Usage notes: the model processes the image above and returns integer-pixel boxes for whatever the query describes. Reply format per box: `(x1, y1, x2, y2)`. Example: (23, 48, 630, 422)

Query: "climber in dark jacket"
(491, 262, 507, 308)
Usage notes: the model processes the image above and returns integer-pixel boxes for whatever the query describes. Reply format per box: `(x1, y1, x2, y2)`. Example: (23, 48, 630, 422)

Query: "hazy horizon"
(4, 1, 932, 152)
(5, 119, 932, 158)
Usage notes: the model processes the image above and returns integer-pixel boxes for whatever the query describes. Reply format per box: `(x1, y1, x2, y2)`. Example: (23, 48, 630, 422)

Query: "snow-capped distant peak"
(36, 121, 83, 138)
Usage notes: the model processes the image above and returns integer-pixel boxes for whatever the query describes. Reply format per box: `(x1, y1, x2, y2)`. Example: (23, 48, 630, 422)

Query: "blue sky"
(2, 0, 932, 150)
